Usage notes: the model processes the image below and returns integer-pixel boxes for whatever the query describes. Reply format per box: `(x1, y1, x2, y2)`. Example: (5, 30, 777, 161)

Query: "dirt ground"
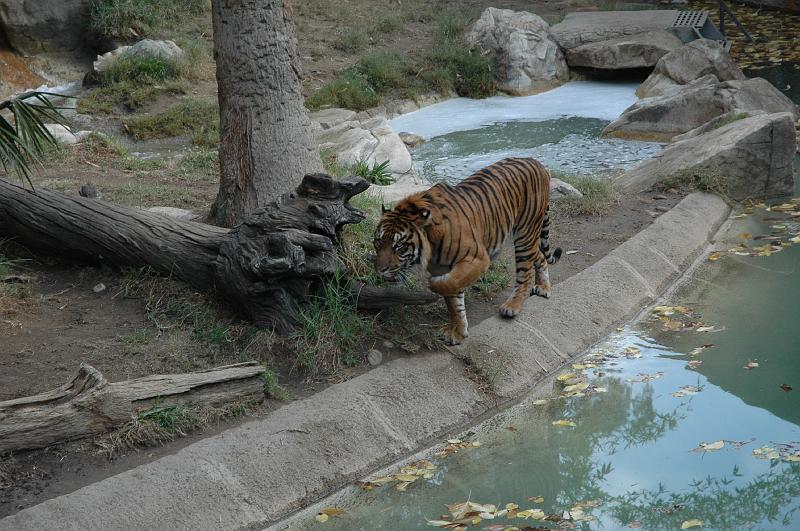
(0, 0, 707, 518)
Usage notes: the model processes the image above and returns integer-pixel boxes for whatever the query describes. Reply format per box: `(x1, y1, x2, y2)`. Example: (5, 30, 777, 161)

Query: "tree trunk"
(0, 175, 371, 331)
(209, 0, 322, 227)
(0, 362, 266, 453)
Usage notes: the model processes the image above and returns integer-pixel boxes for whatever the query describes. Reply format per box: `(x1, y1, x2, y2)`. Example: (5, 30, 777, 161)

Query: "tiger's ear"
(381, 203, 389, 214)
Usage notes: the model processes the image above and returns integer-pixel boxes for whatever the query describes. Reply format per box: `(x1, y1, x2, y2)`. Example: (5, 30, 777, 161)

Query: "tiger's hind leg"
(531, 255, 551, 299)
(442, 292, 468, 345)
(499, 230, 540, 318)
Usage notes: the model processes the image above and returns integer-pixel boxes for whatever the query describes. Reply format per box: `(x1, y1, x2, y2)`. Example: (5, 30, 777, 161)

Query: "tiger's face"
(373, 203, 431, 282)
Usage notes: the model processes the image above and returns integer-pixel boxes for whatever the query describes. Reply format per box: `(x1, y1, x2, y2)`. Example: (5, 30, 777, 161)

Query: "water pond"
(389, 81, 663, 183)
(289, 202, 800, 530)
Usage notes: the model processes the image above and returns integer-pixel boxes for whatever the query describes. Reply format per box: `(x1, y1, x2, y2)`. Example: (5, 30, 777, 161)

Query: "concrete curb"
(0, 193, 730, 531)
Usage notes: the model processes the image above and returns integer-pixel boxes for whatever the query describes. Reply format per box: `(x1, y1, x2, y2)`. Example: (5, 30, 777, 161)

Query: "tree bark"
(0, 174, 373, 331)
(209, 0, 322, 227)
(0, 362, 266, 453)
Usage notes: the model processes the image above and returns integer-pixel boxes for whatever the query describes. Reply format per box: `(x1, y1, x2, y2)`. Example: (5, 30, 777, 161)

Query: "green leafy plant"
(0, 91, 71, 187)
(351, 159, 394, 185)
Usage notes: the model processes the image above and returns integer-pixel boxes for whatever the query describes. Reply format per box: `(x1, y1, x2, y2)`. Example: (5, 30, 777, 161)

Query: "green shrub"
(351, 159, 393, 185)
(100, 55, 178, 84)
(91, 0, 207, 39)
(306, 69, 380, 111)
(333, 28, 369, 53)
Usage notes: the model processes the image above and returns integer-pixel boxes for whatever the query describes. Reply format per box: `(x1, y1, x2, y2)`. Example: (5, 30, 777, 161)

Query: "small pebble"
(646, 210, 660, 218)
(93, 282, 106, 293)
(654, 205, 670, 213)
(666, 188, 679, 194)
(382, 340, 394, 349)
(653, 194, 667, 200)
(367, 349, 383, 367)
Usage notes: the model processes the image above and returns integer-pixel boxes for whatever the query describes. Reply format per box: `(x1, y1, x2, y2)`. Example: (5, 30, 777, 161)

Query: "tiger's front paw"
(440, 323, 468, 345)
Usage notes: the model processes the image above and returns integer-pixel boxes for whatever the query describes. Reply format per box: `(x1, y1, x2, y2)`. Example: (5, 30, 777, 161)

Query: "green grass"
(306, 68, 381, 111)
(333, 28, 369, 53)
(338, 193, 383, 284)
(321, 148, 350, 178)
(262, 370, 290, 400)
(551, 172, 621, 216)
(473, 260, 512, 296)
(123, 99, 218, 143)
(307, 11, 494, 111)
(90, 0, 208, 39)
(292, 269, 371, 374)
(78, 55, 191, 114)
(122, 328, 157, 345)
(174, 147, 219, 181)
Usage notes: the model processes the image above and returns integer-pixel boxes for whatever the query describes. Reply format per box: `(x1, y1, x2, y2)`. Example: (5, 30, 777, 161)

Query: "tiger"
(374, 157, 562, 345)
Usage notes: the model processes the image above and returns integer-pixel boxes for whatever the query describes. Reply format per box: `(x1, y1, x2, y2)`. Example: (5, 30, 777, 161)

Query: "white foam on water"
(389, 81, 638, 139)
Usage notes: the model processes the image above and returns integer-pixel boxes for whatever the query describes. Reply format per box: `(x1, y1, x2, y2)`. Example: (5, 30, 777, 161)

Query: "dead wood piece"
(353, 283, 438, 310)
(0, 362, 265, 453)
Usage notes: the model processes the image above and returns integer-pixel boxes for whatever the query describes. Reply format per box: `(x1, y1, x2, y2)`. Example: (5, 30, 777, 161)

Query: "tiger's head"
(373, 196, 433, 283)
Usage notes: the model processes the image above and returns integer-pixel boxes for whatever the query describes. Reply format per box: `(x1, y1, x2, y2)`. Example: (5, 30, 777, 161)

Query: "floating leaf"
(320, 508, 344, 517)
(781, 383, 793, 392)
(506, 426, 518, 432)
(681, 519, 703, 529)
(693, 440, 724, 452)
(552, 419, 576, 427)
(744, 361, 759, 370)
(708, 252, 723, 261)
(532, 399, 549, 405)
(557, 372, 577, 382)
(526, 496, 544, 504)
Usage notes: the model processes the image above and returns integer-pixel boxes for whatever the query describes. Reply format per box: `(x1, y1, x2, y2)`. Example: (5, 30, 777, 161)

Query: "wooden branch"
(0, 362, 265, 453)
(353, 282, 438, 310)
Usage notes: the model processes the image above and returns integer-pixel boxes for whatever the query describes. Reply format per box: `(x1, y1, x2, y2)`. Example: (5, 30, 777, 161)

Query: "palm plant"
(0, 91, 71, 188)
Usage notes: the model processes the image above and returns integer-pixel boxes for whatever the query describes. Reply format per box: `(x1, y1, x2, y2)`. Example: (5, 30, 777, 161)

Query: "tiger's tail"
(539, 207, 562, 265)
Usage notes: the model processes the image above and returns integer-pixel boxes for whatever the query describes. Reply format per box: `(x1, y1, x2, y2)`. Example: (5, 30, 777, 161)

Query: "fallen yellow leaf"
(315, 513, 329, 523)
(681, 519, 703, 529)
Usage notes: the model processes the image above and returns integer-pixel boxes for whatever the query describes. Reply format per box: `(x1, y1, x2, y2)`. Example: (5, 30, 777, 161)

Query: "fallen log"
(0, 362, 266, 454)
(0, 174, 367, 331)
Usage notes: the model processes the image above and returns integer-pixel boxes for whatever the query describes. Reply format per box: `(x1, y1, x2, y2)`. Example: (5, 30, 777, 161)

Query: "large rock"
(615, 112, 797, 200)
(551, 10, 679, 51)
(637, 39, 745, 98)
(316, 114, 414, 177)
(0, 0, 91, 55)
(465, 7, 568, 95)
(93, 40, 186, 73)
(566, 30, 683, 70)
(603, 77, 799, 141)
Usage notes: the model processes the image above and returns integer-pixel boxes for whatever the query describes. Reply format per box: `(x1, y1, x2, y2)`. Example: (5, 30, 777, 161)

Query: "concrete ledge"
(0, 193, 730, 531)
(462, 192, 729, 399)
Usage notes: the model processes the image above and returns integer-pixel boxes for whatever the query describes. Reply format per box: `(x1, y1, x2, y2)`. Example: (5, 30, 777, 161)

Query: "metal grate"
(668, 10, 729, 50)
(672, 11, 708, 29)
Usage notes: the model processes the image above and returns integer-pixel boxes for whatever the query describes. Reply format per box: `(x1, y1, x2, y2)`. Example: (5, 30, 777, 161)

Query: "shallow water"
(388, 81, 662, 183)
(293, 209, 800, 531)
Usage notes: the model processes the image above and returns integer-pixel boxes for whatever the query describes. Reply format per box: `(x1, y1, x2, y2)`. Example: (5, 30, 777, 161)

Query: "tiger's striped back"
(374, 157, 561, 345)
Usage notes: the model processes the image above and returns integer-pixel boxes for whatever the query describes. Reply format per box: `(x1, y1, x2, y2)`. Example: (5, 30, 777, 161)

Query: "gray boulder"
(316, 114, 414, 177)
(93, 40, 185, 73)
(603, 77, 799, 141)
(0, 0, 91, 55)
(566, 30, 683, 70)
(550, 178, 583, 200)
(637, 39, 745, 98)
(551, 10, 679, 51)
(615, 112, 797, 201)
(465, 7, 568, 95)
(398, 132, 425, 148)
